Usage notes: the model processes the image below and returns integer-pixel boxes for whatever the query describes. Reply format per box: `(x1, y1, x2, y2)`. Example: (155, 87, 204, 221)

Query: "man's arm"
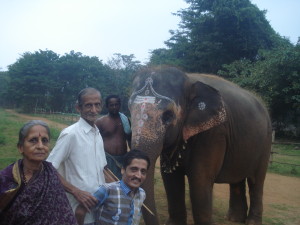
(57, 173, 98, 210)
(93, 185, 109, 207)
(49, 130, 98, 210)
(75, 204, 88, 225)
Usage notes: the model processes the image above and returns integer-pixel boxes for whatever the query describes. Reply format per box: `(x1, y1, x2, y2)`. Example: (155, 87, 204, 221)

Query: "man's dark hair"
(123, 149, 150, 170)
(105, 94, 121, 107)
(77, 87, 101, 106)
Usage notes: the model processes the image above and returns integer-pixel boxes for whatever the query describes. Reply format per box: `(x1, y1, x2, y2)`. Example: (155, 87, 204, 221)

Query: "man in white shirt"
(47, 87, 107, 225)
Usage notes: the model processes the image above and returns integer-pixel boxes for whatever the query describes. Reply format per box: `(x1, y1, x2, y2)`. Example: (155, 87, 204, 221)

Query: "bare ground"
(5, 109, 69, 130)
(6, 109, 300, 224)
(212, 173, 300, 225)
(149, 165, 300, 225)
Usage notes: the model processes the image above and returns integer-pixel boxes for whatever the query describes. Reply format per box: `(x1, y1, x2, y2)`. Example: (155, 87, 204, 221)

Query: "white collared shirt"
(47, 117, 107, 223)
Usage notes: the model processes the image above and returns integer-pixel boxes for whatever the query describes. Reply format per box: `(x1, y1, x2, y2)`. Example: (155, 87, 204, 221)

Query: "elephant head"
(128, 67, 227, 224)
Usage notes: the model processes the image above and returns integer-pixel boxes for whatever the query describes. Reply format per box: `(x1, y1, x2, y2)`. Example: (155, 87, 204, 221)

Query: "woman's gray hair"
(17, 120, 51, 147)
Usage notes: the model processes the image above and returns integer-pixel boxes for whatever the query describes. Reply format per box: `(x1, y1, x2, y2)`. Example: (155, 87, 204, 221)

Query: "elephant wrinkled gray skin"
(128, 67, 272, 225)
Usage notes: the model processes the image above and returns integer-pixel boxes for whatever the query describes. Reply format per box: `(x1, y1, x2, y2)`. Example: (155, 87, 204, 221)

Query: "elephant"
(128, 67, 272, 225)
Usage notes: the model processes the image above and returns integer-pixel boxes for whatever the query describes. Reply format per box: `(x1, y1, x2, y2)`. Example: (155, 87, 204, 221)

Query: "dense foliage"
(149, 0, 287, 73)
(0, 71, 10, 107)
(219, 44, 300, 137)
(1, 50, 142, 114)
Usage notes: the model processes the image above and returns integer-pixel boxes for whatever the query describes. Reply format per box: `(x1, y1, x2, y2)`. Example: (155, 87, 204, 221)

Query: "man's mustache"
(132, 177, 142, 182)
(87, 113, 98, 116)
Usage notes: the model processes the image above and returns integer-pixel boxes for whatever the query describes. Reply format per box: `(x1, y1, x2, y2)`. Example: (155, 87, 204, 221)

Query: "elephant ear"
(183, 81, 227, 141)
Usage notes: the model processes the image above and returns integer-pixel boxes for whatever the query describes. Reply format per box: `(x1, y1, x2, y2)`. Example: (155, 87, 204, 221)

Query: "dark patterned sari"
(0, 160, 77, 225)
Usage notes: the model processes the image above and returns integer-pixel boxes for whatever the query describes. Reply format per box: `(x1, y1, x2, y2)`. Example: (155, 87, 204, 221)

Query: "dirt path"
(213, 173, 300, 224)
(214, 173, 300, 209)
(5, 109, 68, 130)
(6, 109, 300, 224)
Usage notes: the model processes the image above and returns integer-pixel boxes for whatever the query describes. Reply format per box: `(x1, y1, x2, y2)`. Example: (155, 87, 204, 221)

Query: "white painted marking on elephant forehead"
(130, 77, 176, 105)
(130, 75, 178, 147)
(134, 95, 156, 104)
(198, 102, 206, 111)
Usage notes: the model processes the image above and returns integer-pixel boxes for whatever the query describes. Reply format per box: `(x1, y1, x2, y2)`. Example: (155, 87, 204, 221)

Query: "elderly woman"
(0, 120, 77, 224)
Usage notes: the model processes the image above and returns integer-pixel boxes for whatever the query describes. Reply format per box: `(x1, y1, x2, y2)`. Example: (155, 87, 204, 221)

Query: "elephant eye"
(162, 110, 175, 125)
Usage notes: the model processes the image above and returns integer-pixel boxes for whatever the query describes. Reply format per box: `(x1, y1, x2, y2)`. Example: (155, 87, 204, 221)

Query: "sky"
(0, 0, 299, 71)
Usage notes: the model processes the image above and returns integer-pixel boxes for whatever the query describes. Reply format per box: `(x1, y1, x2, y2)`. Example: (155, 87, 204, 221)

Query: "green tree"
(7, 50, 59, 112)
(0, 71, 10, 107)
(4, 50, 141, 115)
(219, 44, 300, 137)
(106, 53, 143, 114)
(150, 0, 285, 73)
(51, 51, 113, 112)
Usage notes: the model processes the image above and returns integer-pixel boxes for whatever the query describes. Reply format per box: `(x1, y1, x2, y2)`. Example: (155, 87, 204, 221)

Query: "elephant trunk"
(141, 163, 160, 225)
(130, 104, 166, 225)
(132, 134, 163, 225)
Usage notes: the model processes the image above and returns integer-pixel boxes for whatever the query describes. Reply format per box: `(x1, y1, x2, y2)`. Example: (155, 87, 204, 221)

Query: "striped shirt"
(94, 180, 146, 225)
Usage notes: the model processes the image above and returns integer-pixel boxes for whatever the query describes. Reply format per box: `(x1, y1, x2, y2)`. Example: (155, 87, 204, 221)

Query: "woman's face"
(18, 125, 50, 164)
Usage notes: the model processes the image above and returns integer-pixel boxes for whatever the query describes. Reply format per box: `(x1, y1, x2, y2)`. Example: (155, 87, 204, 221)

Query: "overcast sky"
(0, 0, 299, 71)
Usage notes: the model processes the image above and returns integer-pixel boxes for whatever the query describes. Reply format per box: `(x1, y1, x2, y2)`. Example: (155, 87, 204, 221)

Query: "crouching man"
(75, 149, 150, 225)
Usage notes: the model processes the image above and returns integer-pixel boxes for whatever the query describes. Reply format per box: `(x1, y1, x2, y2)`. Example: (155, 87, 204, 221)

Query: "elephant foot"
(226, 210, 247, 223)
(245, 219, 262, 225)
(245, 214, 262, 225)
(165, 218, 187, 225)
(245, 209, 262, 225)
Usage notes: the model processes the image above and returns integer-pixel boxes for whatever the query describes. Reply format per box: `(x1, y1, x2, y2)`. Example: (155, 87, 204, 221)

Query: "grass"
(0, 110, 26, 168)
(268, 143, 300, 177)
(0, 108, 62, 169)
(29, 112, 80, 126)
(264, 204, 299, 225)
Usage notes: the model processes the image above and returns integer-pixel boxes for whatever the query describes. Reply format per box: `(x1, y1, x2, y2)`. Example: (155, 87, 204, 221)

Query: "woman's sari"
(0, 160, 77, 225)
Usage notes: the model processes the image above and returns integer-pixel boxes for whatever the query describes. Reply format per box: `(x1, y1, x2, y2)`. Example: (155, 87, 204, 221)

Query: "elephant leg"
(161, 166, 187, 225)
(189, 127, 228, 225)
(189, 181, 213, 225)
(227, 179, 248, 223)
(187, 127, 227, 225)
(246, 177, 264, 225)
